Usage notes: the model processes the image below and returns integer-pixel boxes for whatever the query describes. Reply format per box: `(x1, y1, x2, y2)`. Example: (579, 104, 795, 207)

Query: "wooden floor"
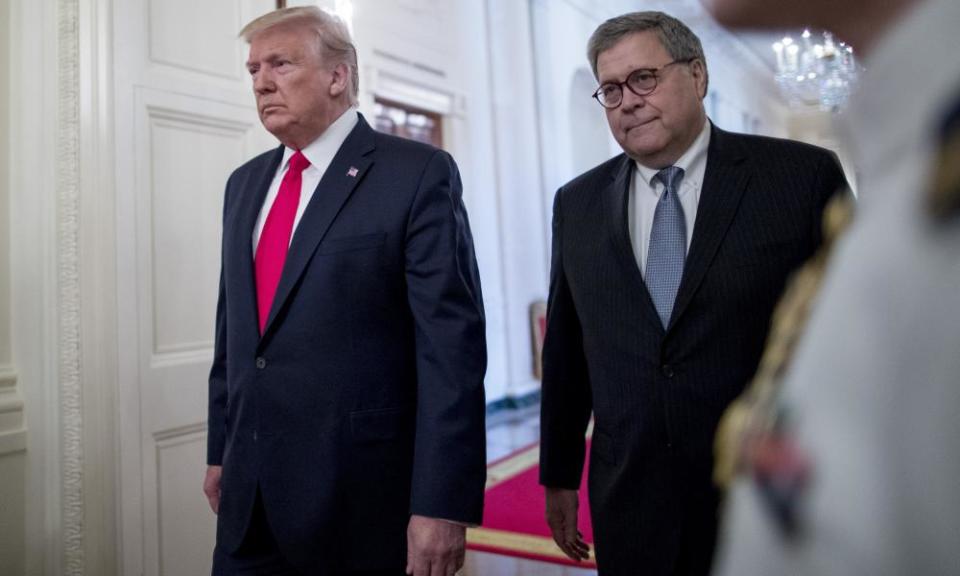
(463, 405, 597, 576)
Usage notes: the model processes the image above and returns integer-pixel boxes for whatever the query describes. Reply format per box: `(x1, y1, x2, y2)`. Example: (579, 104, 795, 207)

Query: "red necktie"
(255, 151, 311, 334)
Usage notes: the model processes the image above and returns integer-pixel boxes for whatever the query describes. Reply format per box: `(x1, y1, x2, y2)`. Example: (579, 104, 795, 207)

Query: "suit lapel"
(602, 155, 664, 331)
(669, 124, 751, 331)
(235, 145, 284, 337)
(260, 115, 377, 341)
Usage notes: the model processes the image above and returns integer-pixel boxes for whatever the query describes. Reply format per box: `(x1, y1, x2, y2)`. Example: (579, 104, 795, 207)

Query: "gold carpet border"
(466, 527, 596, 562)
(485, 420, 593, 490)
(485, 445, 540, 489)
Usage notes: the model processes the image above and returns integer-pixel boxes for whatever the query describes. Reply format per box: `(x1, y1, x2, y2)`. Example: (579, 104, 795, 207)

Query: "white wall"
(336, 0, 549, 402)
(787, 110, 859, 194)
(447, 1, 514, 401)
(704, 41, 790, 136)
(0, 0, 11, 373)
(0, 0, 28, 571)
(11, 0, 66, 572)
(477, 0, 550, 400)
(531, 0, 617, 220)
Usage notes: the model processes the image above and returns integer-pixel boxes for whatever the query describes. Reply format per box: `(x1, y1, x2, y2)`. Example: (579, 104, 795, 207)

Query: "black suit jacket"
(539, 124, 847, 575)
(207, 115, 487, 573)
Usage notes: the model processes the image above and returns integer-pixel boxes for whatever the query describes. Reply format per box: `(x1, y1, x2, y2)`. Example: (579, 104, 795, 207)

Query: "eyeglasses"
(592, 59, 695, 109)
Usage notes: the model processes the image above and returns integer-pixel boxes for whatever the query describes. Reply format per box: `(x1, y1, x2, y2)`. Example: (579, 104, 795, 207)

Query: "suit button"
(662, 364, 674, 378)
(255, 357, 266, 369)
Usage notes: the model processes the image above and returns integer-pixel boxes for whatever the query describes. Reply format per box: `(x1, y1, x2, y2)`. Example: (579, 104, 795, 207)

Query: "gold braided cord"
(714, 193, 854, 489)
(929, 128, 960, 220)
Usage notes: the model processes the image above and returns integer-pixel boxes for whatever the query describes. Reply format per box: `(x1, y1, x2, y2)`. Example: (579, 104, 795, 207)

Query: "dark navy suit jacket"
(207, 115, 487, 573)
(539, 124, 847, 576)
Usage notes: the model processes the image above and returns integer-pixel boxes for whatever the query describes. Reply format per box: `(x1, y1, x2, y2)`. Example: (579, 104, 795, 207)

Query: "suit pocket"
(317, 232, 385, 255)
(349, 405, 413, 443)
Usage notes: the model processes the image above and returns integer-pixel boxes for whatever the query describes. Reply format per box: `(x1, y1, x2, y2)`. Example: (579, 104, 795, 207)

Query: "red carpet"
(466, 441, 597, 568)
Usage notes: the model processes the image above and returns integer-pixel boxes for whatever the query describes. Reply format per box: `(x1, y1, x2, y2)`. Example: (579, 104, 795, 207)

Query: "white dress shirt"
(628, 120, 711, 276)
(253, 107, 359, 253)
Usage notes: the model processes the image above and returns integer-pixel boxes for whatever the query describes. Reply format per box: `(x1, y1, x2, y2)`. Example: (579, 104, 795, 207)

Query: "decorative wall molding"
(0, 366, 25, 456)
(147, 0, 245, 81)
(154, 423, 215, 576)
(0, 366, 20, 396)
(57, 0, 85, 573)
(139, 92, 256, 367)
(147, 104, 256, 135)
(368, 67, 458, 116)
(150, 347, 215, 368)
(152, 421, 207, 444)
(372, 49, 447, 79)
(0, 428, 26, 456)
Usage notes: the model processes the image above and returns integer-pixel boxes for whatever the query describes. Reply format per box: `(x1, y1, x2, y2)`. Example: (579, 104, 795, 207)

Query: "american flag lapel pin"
(347, 166, 359, 177)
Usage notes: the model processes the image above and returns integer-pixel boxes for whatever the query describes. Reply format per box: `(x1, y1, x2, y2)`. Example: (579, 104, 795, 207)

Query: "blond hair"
(240, 6, 359, 106)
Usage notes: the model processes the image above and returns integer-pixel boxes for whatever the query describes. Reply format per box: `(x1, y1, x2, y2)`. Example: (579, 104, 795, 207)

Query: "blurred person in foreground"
(705, 0, 960, 574)
(203, 7, 486, 575)
(537, 10, 847, 575)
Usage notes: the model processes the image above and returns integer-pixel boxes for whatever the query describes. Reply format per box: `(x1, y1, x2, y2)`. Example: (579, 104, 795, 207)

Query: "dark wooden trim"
(373, 97, 444, 149)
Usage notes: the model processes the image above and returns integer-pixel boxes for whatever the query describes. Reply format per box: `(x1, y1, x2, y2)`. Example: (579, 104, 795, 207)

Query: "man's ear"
(329, 62, 349, 98)
(690, 58, 707, 99)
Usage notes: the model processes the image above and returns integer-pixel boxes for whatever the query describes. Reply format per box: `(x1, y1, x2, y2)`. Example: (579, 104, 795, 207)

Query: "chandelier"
(772, 30, 858, 111)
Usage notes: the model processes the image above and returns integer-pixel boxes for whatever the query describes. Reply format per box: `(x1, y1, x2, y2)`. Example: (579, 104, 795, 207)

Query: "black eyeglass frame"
(592, 58, 696, 109)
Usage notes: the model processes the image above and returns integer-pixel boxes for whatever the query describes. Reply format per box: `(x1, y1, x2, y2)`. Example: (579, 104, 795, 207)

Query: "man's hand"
(545, 486, 590, 561)
(406, 515, 465, 576)
(203, 465, 222, 514)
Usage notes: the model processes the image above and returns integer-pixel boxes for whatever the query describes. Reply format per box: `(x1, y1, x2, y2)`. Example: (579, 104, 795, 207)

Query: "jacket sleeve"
(539, 187, 593, 490)
(207, 177, 232, 466)
(405, 150, 488, 524)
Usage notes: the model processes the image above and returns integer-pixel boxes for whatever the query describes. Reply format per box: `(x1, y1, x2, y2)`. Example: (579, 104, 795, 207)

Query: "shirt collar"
(634, 119, 711, 196)
(280, 107, 360, 172)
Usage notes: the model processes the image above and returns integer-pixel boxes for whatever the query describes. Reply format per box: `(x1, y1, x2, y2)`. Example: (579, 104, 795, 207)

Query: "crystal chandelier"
(772, 30, 858, 111)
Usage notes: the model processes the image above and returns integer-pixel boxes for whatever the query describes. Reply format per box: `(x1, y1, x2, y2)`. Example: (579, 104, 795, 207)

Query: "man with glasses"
(538, 11, 847, 575)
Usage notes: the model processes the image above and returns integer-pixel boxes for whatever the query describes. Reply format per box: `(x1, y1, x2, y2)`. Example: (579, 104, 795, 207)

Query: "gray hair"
(240, 6, 359, 106)
(587, 11, 709, 96)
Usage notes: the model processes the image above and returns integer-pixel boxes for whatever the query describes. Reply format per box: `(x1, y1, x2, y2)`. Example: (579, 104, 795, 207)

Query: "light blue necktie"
(646, 166, 686, 328)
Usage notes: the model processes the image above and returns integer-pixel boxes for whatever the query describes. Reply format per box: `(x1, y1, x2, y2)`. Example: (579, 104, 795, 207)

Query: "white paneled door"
(114, 1, 276, 575)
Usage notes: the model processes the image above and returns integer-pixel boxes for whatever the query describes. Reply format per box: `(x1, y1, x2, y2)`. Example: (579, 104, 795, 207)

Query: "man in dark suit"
(202, 7, 486, 575)
(538, 11, 847, 576)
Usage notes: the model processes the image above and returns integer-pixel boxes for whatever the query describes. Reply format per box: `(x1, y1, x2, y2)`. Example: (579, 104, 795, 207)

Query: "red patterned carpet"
(466, 441, 597, 568)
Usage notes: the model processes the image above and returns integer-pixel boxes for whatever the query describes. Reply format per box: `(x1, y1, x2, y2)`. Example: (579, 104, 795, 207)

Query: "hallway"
(0, 1, 850, 573)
